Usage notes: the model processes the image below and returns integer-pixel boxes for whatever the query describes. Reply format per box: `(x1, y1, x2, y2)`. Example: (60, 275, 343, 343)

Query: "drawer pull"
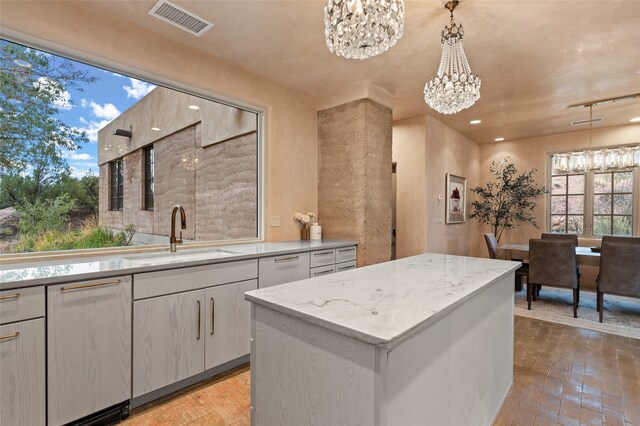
(0, 332, 19, 341)
(197, 300, 201, 340)
(314, 251, 333, 256)
(0, 293, 20, 301)
(338, 248, 355, 253)
(338, 265, 356, 271)
(211, 297, 215, 336)
(275, 256, 299, 263)
(314, 269, 334, 276)
(61, 279, 121, 292)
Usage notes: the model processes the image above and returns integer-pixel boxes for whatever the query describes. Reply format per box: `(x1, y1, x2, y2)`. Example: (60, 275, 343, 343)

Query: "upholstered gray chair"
(597, 237, 640, 323)
(485, 232, 528, 292)
(528, 239, 579, 318)
(541, 233, 580, 302)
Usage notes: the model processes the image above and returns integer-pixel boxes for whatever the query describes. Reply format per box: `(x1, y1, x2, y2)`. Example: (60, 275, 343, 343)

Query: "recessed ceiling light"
(494, 137, 505, 142)
(630, 117, 640, 123)
(151, 127, 161, 131)
(188, 105, 200, 110)
(470, 120, 482, 125)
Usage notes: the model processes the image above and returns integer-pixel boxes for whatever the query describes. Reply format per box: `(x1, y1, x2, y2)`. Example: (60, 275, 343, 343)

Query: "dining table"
(496, 243, 601, 267)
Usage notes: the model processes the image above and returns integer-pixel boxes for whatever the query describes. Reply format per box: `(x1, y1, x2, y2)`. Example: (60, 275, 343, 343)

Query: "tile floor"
(125, 316, 640, 426)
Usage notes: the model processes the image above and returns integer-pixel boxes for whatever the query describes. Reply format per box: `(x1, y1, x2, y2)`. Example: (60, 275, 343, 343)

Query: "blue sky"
(51, 53, 156, 178)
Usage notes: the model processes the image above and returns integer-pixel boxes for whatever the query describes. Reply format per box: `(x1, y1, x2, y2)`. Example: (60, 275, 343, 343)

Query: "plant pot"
(301, 227, 309, 240)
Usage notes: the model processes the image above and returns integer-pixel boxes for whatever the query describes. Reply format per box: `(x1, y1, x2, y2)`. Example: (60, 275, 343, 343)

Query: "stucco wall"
(318, 99, 393, 266)
(1, 1, 317, 242)
(393, 116, 481, 259)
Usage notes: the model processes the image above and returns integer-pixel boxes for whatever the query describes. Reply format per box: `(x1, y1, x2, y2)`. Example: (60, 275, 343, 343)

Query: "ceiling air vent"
(148, 0, 213, 36)
(570, 117, 603, 126)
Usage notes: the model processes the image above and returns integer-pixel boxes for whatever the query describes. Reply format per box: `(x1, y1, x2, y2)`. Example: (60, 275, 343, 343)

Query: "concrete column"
(317, 98, 392, 266)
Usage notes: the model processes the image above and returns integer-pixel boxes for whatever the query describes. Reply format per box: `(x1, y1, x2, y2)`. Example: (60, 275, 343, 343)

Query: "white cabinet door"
(133, 289, 205, 397)
(258, 253, 310, 288)
(47, 277, 131, 426)
(0, 318, 45, 426)
(205, 279, 257, 370)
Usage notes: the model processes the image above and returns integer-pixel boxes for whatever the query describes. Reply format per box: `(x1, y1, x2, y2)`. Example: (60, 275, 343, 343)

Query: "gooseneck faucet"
(170, 204, 187, 252)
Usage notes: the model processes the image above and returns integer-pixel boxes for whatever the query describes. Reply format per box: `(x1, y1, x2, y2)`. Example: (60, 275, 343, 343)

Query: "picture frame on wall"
(446, 173, 466, 224)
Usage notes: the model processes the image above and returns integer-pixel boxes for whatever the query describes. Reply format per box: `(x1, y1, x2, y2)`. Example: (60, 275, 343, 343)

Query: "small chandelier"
(324, 0, 404, 60)
(424, 1, 481, 114)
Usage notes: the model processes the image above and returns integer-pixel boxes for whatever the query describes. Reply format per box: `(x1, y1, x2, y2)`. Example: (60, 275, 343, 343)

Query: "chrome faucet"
(170, 204, 187, 252)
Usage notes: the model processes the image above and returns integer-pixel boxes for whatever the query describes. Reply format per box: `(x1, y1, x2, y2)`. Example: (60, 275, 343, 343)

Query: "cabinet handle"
(314, 251, 333, 256)
(61, 279, 121, 292)
(0, 332, 19, 341)
(338, 248, 355, 253)
(196, 300, 201, 340)
(0, 293, 20, 300)
(338, 265, 356, 271)
(211, 297, 215, 336)
(275, 256, 299, 263)
(314, 269, 333, 276)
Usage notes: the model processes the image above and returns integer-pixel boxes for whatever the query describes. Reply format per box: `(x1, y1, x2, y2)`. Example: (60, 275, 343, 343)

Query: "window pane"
(567, 195, 584, 214)
(593, 194, 611, 214)
(551, 176, 566, 194)
(567, 175, 584, 194)
(550, 215, 566, 233)
(567, 215, 584, 234)
(613, 194, 632, 215)
(613, 172, 633, 193)
(613, 216, 632, 236)
(551, 196, 566, 214)
(593, 216, 611, 235)
(593, 173, 611, 194)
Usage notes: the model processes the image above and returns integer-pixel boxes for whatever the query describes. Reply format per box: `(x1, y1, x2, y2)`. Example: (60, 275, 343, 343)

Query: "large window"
(110, 160, 123, 211)
(549, 158, 636, 237)
(144, 146, 154, 211)
(0, 38, 261, 255)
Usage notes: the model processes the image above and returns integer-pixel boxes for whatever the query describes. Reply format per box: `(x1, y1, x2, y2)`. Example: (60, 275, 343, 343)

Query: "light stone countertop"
(0, 240, 356, 289)
(245, 253, 521, 349)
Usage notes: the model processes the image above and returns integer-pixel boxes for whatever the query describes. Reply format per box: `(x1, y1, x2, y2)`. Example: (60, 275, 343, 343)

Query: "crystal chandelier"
(424, 1, 481, 114)
(324, 0, 404, 60)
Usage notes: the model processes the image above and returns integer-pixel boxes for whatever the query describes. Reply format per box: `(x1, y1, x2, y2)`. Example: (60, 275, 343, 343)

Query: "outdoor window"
(0, 38, 261, 256)
(549, 156, 637, 237)
(144, 146, 154, 211)
(110, 160, 123, 211)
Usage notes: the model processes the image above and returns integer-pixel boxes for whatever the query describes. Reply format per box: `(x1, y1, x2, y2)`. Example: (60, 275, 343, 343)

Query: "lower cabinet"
(47, 277, 132, 426)
(133, 279, 257, 398)
(258, 253, 310, 288)
(0, 318, 45, 426)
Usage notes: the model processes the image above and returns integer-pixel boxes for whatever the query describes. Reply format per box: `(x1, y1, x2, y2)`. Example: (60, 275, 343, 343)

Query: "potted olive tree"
(470, 158, 547, 243)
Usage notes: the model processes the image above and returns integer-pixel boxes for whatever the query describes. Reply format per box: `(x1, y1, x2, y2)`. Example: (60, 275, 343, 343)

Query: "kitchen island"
(245, 253, 521, 426)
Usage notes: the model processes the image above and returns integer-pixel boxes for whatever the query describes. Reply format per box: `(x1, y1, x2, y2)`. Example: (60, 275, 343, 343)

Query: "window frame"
(547, 152, 639, 238)
(0, 34, 265, 262)
(110, 159, 123, 211)
(144, 145, 155, 211)
(591, 170, 634, 236)
(549, 172, 586, 235)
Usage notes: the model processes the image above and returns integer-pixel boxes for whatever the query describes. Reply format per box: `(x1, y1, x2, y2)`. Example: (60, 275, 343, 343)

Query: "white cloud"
(34, 77, 73, 110)
(80, 98, 88, 108)
(69, 166, 98, 179)
(90, 101, 121, 121)
(73, 119, 111, 143)
(123, 78, 156, 100)
(79, 117, 88, 125)
(54, 90, 73, 110)
(70, 153, 94, 161)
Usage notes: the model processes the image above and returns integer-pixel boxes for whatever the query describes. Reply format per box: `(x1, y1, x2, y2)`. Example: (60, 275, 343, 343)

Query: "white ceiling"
(84, 0, 640, 143)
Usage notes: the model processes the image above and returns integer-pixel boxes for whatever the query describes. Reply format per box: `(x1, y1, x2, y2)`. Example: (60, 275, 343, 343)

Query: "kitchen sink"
(122, 248, 242, 265)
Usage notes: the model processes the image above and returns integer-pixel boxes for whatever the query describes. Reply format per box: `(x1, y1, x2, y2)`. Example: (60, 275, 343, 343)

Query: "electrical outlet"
(270, 216, 280, 227)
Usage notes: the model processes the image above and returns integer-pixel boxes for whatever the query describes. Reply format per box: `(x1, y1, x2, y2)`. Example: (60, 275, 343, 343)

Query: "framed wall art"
(446, 173, 466, 224)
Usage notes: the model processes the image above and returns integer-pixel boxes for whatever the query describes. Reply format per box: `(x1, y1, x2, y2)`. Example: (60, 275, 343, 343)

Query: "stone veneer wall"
(99, 125, 257, 241)
(317, 98, 393, 266)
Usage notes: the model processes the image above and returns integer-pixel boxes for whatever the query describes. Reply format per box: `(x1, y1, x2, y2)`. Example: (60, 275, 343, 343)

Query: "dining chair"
(597, 238, 640, 323)
(485, 232, 528, 292)
(528, 239, 579, 318)
(541, 233, 581, 302)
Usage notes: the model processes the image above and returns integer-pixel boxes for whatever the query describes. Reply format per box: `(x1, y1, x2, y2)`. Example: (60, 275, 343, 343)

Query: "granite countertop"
(245, 253, 521, 349)
(0, 240, 357, 289)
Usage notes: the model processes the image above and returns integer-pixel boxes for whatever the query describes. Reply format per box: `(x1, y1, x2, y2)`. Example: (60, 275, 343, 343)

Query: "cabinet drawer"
(336, 261, 357, 273)
(310, 265, 336, 278)
(310, 249, 336, 268)
(259, 253, 310, 288)
(0, 318, 46, 426)
(335, 246, 357, 263)
(0, 286, 44, 325)
(134, 259, 258, 300)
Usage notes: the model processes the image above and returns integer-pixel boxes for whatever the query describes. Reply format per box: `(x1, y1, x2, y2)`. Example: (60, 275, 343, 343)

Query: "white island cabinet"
(246, 253, 521, 426)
